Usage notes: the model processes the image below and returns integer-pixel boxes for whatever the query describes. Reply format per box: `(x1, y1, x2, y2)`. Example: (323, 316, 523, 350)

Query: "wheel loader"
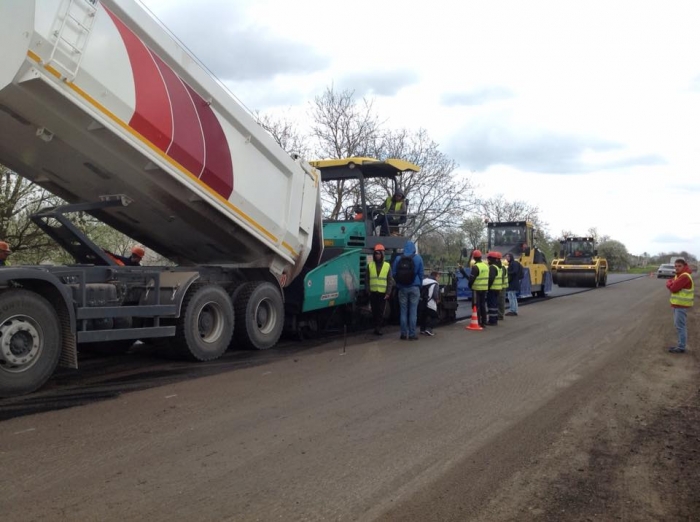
(556, 237, 608, 288)
(486, 221, 552, 297)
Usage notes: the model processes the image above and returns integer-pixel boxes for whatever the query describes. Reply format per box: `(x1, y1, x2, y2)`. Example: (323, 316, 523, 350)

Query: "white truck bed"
(0, 0, 319, 284)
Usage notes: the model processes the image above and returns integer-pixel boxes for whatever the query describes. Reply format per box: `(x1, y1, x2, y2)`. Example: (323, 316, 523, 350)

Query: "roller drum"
(556, 270, 598, 288)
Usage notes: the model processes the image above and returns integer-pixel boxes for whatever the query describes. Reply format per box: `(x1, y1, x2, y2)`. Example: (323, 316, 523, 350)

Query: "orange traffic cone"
(465, 305, 483, 331)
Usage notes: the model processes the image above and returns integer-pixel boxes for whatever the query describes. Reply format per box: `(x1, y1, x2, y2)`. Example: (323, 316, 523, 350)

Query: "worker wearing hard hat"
(367, 244, 394, 335)
(374, 189, 408, 236)
(460, 249, 490, 328)
(105, 245, 146, 266)
(0, 241, 12, 266)
(486, 251, 502, 325)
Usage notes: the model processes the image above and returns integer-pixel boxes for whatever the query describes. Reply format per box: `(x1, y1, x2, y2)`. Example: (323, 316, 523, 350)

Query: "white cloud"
(139, 0, 700, 256)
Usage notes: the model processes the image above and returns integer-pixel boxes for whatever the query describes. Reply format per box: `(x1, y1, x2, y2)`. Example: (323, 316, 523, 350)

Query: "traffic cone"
(465, 305, 483, 331)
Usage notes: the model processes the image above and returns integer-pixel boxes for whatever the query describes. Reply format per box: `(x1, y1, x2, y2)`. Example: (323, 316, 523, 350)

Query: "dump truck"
(555, 237, 608, 288)
(486, 221, 552, 297)
(0, 0, 420, 397)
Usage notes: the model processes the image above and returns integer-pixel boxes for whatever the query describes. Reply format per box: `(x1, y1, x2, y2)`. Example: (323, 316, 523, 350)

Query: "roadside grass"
(612, 266, 657, 275)
(628, 266, 656, 274)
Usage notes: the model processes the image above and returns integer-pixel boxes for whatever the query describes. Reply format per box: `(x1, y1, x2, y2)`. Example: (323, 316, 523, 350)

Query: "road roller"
(556, 237, 608, 288)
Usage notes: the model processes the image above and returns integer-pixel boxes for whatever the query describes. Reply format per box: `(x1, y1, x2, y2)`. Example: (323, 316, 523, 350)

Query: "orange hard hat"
(472, 249, 482, 258)
(487, 251, 501, 259)
(0, 241, 11, 253)
(131, 246, 145, 258)
(374, 244, 385, 252)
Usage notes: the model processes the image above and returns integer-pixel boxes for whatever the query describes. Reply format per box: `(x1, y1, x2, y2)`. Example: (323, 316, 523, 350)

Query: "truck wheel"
(233, 281, 284, 350)
(0, 290, 61, 398)
(173, 284, 234, 361)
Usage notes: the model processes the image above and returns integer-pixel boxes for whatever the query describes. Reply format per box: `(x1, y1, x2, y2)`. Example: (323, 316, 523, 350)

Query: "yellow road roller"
(556, 237, 608, 288)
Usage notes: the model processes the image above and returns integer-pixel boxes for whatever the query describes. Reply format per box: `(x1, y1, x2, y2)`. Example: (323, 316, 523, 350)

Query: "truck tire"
(173, 284, 234, 361)
(0, 290, 61, 398)
(233, 281, 284, 350)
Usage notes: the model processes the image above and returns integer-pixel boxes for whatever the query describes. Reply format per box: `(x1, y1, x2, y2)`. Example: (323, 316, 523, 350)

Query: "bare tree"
(309, 86, 382, 219)
(254, 110, 310, 159)
(0, 165, 64, 264)
(478, 194, 542, 224)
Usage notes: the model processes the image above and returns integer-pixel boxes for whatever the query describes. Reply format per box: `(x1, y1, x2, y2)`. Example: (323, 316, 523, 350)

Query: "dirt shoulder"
(473, 294, 700, 521)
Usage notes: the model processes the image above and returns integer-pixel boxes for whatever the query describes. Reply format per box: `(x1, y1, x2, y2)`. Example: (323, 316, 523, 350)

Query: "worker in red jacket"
(666, 258, 694, 353)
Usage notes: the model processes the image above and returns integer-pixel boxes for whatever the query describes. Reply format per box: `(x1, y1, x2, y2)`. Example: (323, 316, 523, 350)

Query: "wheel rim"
(197, 301, 225, 343)
(254, 297, 277, 335)
(0, 315, 44, 374)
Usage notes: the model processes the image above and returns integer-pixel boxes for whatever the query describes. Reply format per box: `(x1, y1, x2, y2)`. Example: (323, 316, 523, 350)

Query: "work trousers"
(507, 291, 519, 313)
(398, 286, 420, 338)
(473, 290, 488, 327)
(370, 291, 387, 332)
(487, 290, 499, 325)
(673, 307, 688, 350)
(420, 306, 439, 332)
(498, 289, 506, 319)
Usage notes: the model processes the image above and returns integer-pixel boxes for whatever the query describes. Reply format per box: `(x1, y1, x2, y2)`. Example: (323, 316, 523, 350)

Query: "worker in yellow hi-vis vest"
(367, 244, 395, 336)
(666, 257, 694, 354)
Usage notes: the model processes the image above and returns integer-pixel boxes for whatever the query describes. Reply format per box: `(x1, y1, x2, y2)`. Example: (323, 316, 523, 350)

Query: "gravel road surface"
(0, 275, 697, 521)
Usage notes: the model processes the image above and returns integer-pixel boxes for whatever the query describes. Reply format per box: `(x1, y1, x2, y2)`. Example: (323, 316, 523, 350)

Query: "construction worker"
(504, 253, 524, 316)
(374, 189, 407, 236)
(460, 249, 489, 327)
(419, 270, 440, 336)
(392, 240, 423, 340)
(353, 205, 364, 221)
(0, 241, 12, 266)
(486, 251, 501, 325)
(497, 254, 508, 320)
(666, 258, 694, 353)
(367, 244, 394, 336)
(105, 245, 145, 266)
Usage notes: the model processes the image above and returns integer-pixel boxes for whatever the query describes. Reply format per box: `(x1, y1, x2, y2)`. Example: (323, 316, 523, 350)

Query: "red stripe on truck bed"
(104, 6, 233, 199)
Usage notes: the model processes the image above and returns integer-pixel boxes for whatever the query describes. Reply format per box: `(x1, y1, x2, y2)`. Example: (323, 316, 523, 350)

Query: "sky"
(138, 0, 700, 257)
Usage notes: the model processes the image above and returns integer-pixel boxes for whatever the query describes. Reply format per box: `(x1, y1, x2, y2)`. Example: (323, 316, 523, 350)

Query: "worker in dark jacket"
(105, 245, 145, 266)
(504, 253, 523, 316)
(0, 241, 12, 266)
